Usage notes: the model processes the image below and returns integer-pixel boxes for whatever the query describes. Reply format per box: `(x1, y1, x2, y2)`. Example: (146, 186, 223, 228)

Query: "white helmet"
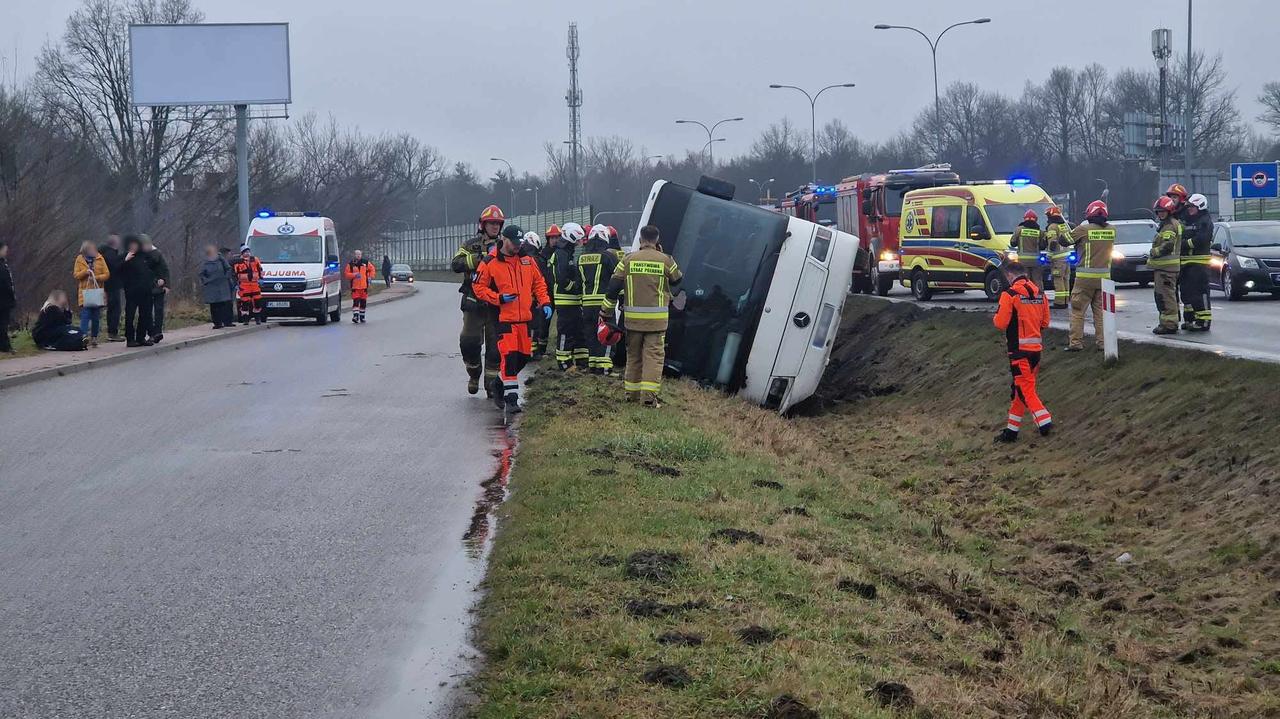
(523, 231, 541, 249)
(561, 222, 586, 243)
(588, 224, 610, 242)
(1188, 193, 1208, 211)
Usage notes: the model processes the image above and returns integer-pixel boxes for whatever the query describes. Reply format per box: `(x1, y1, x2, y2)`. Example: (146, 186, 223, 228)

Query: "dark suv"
(1210, 221, 1280, 300)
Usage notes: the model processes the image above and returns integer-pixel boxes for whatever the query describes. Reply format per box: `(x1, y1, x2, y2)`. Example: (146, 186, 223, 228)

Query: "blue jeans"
(79, 306, 102, 338)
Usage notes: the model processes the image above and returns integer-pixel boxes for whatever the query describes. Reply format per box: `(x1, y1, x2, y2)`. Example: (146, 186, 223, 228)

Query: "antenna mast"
(566, 23, 583, 206)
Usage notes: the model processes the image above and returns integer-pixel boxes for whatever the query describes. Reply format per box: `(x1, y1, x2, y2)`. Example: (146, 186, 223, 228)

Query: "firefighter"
(343, 249, 376, 323)
(607, 225, 625, 261)
(1011, 209, 1045, 285)
(472, 224, 551, 414)
(451, 205, 504, 395)
(579, 224, 620, 374)
(550, 222, 587, 369)
(1150, 196, 1183, 335)
(993, 260, 1053, 442)
(1064, 200, 1115, 352)
(1179, 193, 1213, 331)
(605, 225, 628, 369)
(601, 224, 682, 407)
(233, 245, 265, 325)
(1044, 206, 1072, 309)
(1165, 183, 1189, 215)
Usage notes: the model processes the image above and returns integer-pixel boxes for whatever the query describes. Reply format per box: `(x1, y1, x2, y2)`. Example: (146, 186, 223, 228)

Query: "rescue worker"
(471, 223, 551, 414)
(344, 249, 376, 323)
(1044, 206, 1072, 309)
(233, 245, 265, 325)
(605, 225, 628, 369)
(539, 225, 560, 355)
(1011, 209, 1045, 285)
(1150, 196, 1183, 335)
(601, 224, 682, 407)
(452, 205, 504, 395)
(579, 224, 620, 374)
(607, 226, 625, 261)
(550, 222, 587, 370)
(993, 260, 1053, 442)
(519, 228, 550, 358)
(1064, 200, 1115, 352)
(1179, 193, 1213, 331)
(1165, 183, 1189, 215)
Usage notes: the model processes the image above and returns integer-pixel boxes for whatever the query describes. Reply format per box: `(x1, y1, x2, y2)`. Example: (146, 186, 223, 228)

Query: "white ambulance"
(245, 211, 343, 324)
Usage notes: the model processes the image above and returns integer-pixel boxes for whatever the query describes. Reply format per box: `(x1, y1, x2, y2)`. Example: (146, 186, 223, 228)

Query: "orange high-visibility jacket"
(473, 251, 550, 323)
(344, 259, 375, 292)
(233, 257, 264, 293)
(993, 276, 1050, 353)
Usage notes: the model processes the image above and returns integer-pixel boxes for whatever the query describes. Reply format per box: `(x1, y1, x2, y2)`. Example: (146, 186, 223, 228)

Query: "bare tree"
(1260, 81, 1280, 136)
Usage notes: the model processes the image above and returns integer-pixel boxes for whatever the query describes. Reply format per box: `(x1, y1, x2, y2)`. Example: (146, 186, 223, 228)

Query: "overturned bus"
(634, 177, 857, 412)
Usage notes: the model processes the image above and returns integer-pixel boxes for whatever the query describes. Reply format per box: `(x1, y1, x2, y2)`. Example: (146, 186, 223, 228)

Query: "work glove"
(542, 305, 552, 321)
(500, 293, 518, 303)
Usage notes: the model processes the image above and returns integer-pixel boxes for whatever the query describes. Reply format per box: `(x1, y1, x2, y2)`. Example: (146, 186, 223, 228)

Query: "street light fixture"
(874, 18, 991, 157)
(748, 177, 776, 201)
(768, 83, 856, 183)
(675, 116, 743, 168)
(490, 157, 516, 215)
(524, 186, 539, 215)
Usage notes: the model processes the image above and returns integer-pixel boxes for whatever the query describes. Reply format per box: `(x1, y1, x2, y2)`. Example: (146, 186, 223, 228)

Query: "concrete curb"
(0, 286, 418, 392)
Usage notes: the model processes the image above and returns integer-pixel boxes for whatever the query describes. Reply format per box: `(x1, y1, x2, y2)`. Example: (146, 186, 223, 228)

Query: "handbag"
(81, 263, 106, 308)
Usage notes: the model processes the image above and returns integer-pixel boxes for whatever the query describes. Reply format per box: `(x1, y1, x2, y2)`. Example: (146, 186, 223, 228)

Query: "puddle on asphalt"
(372, 420, 517, 719)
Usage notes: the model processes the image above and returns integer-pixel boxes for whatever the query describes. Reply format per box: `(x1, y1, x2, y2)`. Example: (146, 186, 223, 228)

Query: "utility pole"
(1184, 0, 1195, 182)
(1152, 29, 1173, 173)
(566, 23, 583, 208)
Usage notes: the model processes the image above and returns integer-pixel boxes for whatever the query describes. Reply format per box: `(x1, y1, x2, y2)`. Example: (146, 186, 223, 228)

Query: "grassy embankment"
(469, 296, 1280, 718)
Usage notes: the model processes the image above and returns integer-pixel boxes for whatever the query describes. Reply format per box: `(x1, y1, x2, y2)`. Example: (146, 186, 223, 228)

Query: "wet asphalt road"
(0, 283, 500, 718)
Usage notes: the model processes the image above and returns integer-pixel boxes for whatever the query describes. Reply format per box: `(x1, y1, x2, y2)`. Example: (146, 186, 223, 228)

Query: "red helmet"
(1165, 183, 1188, 201)
(1022, 209, 1038, 222)
(1154, 196, 1178, 214)
(546, 223, 562, 238)
(607, 225, 618, 239)
(1085, 200, 1109, 220)
(1046, 206, 1063, 218)
(478, 205, 505, 227)
(597, 320, 623, 347)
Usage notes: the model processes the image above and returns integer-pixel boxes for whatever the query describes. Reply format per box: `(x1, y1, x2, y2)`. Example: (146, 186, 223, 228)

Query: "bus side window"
(932, 206, 962, 239)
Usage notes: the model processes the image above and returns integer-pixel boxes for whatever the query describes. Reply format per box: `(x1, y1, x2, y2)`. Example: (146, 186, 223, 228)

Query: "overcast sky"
(6, 0, 1277, 176)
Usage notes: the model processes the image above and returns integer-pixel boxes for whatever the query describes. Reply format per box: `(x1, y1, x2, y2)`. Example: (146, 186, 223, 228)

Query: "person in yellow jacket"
(1043, 206, 1072, 309)
(1064, 201, 1115, 352)
(451, 205, 504, 395)
(1149, 196, 1183, 334)
(73, 240, 110, 347)
(601, 224, 682, 407)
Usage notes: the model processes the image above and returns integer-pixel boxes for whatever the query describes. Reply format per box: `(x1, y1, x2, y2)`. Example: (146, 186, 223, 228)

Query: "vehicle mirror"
(326, 254, 339, 264)
(1210, 242, 1222, 253)
(970, 228, 991, 241)
(818, 219, 835, 227)
(861, 198, 873, 216)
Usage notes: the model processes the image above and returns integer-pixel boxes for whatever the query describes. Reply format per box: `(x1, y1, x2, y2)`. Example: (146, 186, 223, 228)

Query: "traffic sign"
(1230, 162, 1280, 199)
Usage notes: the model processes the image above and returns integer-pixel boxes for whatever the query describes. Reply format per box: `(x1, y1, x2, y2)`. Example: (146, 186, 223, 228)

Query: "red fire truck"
(835, 164, 960, 295)
(777, 184, 839, 225)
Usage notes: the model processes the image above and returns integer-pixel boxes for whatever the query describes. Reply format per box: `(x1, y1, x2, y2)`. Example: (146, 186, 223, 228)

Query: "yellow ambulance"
(899, 179, 1056, 301)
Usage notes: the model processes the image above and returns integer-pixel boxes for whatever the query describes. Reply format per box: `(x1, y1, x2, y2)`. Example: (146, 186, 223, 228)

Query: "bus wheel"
(910, 268, 933, 301)
(984, 269, 1006, 302)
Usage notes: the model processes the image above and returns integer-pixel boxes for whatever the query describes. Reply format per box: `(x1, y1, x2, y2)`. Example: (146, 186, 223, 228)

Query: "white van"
(245, 211, 343, 324)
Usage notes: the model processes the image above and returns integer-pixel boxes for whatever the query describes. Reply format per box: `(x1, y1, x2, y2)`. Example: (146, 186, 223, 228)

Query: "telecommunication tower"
(566, 23, 583, 206)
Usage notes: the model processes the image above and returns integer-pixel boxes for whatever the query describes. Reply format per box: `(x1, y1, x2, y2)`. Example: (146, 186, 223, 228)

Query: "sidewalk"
(0, 284, 417, 391)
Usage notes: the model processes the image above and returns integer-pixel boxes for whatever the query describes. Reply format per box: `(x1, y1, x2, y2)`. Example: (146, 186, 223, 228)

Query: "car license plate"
(267, 301, 290, 308)
(1135, 264, 1148, 272)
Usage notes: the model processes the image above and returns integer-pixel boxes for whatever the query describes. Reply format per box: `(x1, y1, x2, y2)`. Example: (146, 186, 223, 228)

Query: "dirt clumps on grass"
(642, 664, 692, 688)
(782, 505, 811, 517)
(837, 579, 878, 600)
(867, 681, 916, 710)
(624, 550, 683, 582)
(634, 460, 681, 477)
(764, 694, 819, 719)
(655, 631, 703, 646)
(710, 528, 765, 545)
(588, 467, 616, 476)
(736, 625, 779, 645)
(752, 479, 785, 490)
(624, 598, 707, 618)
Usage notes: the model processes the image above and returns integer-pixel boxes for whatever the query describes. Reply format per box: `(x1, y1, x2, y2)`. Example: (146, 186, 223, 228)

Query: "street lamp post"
(701, 138, 726, 159)
(490, 157, 517, 215)
(768, 83, 856, 183)
(748, 177, 775, 202)
(874, 18, 991, 156)
(675, 116, 742, 168)
(524, 187, 539, 215)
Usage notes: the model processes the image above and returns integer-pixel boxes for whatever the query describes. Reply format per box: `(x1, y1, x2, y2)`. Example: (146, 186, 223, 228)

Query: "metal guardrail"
(369, 207, 593, 271)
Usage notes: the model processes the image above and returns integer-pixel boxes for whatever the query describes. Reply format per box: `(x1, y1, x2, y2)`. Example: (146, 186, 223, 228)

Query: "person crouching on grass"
(993, 261, 1053, 443)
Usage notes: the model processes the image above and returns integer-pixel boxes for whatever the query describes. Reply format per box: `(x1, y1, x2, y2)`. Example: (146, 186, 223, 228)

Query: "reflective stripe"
(554, 295, 582, 306)
(1008, 413, 1022, 422)
(1076, 267, 1111, 278)
(638, 381, 661, 391)
(624, 381, 644, 391)
(1180, 255, 1211, 264)
(623, 305, 667, 314)
(624, 310, 668, 320)
(1017, 337, 1041, 346)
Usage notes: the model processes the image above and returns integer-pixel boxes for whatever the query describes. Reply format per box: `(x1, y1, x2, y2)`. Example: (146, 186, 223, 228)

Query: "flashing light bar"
(887, 162, 954, 174)
(256, 211, 320, 218)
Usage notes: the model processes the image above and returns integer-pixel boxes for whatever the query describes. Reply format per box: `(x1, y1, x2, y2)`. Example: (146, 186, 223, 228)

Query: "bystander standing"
(0, 241, 15, 354)
(73, 240, 110, 347)
(141, 235, 170, 343)
(118, 235, 158, 347)
(98, 233, 125, 342)
(199, 244, 236, 329)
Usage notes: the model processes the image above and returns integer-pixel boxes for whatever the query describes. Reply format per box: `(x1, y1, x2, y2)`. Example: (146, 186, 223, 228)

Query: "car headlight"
(1111, 249, 1127, 261)
(879, 250, 897, 261)
(1006, 250, 1019, 261)
(306, 278, 323, 289)
(1238, 255, 1260, 269)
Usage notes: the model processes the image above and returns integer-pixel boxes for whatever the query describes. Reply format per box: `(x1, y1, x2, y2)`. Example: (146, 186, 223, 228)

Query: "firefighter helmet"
(1165, 183, 1188, 202)
(546, 223, 562, 238)
(1085, 200, 1109, 221)
(561, 222, 586, 243)
(597, 320, 624, 347)
(479, 204, 505, 227)
(1046, 206, 1063, 218)
(588, 224, 610, 242)
(1023, 209, 1038, 222)
(523, 231, 542, 249)
(607, 225, 618, 239)
(1188, 193, 1208, 211)
(1154, 196, 1178, 214)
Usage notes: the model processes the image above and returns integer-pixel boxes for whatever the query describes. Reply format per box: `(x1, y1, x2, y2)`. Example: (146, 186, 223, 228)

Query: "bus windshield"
(646, 183, 788, 389)
(251, 235, 324, 263)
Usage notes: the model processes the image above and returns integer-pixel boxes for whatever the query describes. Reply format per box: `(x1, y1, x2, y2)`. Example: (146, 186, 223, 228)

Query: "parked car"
(390, 263, 414, 283)
(1210, 221, 1280, 300)
(1108, 219, 1158, 287)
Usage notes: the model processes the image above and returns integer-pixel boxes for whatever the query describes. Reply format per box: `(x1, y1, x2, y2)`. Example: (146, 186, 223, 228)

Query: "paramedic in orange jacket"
(233, 245, 265, 325)
(472, 229, 551, 414)
(993, 260, 1053, 443)
(344, 249, 377, 323)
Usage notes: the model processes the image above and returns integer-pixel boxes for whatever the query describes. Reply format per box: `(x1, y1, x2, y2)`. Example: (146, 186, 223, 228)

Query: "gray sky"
(7, 0, 1277, 175)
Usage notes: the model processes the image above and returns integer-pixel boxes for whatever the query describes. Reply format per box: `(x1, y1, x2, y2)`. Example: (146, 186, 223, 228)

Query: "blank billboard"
(129, 23, 291, 106)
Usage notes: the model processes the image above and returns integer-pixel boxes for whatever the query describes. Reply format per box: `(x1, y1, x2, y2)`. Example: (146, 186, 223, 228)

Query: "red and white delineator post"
(1101, 278, 1119, 361)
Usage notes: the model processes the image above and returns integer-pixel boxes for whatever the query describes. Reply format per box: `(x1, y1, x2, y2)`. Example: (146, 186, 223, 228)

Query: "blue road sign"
(1230, 162, 1280, 199)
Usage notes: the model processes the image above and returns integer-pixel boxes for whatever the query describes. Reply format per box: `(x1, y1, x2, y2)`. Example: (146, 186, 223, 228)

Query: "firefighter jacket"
(1181, 211, 1213, 265)
(472, 250, 550, 324)
(1069, 221, 1115, 279)
(548, 244, 581, 307)
(344, 258, 375, 291)
(451, 231, 495, 312)
(1011, 221, 1044, 265)
(577, 237, 619, 307)
(1045, 218, 1072, 260)
(993, 276, 1050, 354)
(603, 245, 683, 332)
(1148, 217, 1183, 270)
(233, 256, 264, 292)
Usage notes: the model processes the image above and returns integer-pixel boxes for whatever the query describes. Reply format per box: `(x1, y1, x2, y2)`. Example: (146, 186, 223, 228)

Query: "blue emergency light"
(1009, 176, 1032, 188)
(1067, 250, 1079, 265)
(256, 209, 273, 218)
(1038, 251, 1050, 266)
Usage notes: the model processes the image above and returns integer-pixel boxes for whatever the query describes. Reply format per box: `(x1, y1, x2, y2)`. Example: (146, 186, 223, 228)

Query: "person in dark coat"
(198, 244, 236, 328)
(98, 233, 126, 341)
(382, 255, 392, 286)
(117, 235, 158, 347)
(31, 290, 87, 351)
(142, 234, 170, 342)
(0, 241, 15, 354)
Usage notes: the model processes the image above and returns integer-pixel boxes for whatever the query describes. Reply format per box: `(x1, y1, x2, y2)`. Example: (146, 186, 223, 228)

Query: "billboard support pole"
(236, 104, 249, 244)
